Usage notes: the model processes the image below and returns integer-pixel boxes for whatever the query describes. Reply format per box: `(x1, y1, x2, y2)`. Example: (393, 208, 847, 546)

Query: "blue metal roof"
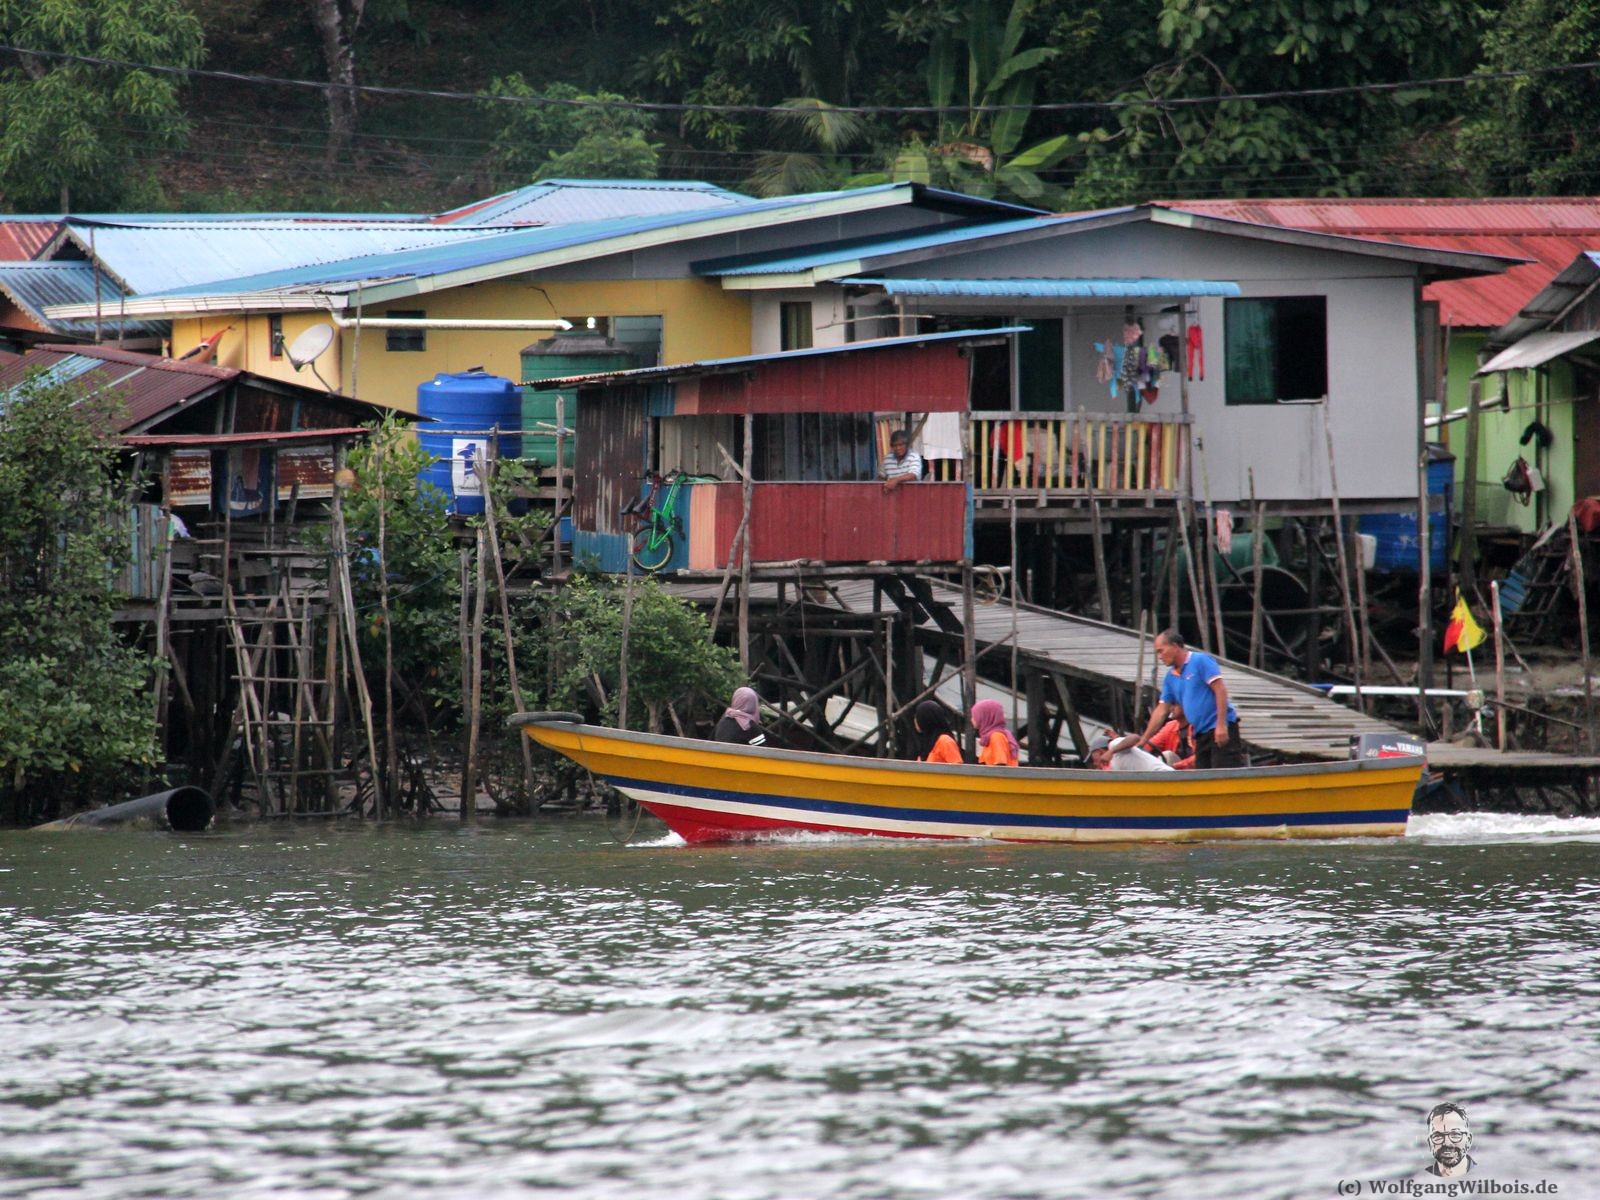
(138, 184, 1046, 300)
(439, 179, 751, 226)
(693, 208, 1134, 277)
(0, 262, 166, 337)
(536, 326, 1033, 389)
(842, 277, 1243, 298)
(58, 221, 515, 295)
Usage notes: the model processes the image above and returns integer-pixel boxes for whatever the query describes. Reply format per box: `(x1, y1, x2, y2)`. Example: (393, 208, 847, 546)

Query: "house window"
(612, 315, 663, 367)
(385, 310, 426, 352)
(1225, 296, 1328, 405)
(561, 316, 611, 336)
(780, 301, 813, 351)
(268, 315, 284, 359)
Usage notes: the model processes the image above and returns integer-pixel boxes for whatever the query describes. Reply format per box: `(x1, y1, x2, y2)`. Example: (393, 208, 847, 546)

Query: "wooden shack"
(556, 330, 1019, 575)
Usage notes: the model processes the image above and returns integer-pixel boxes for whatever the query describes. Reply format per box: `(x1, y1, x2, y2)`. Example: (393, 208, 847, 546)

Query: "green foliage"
(0, 0, 203, 209)
(0, 372, 157, 823)
(484, 76, 660, 181)
(549, 573, 742, 732)
(1461, 0, 1600, 194)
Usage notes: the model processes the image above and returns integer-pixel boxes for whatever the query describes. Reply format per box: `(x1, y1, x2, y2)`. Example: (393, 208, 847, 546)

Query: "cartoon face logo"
(1425, 1103, 1474, 1177)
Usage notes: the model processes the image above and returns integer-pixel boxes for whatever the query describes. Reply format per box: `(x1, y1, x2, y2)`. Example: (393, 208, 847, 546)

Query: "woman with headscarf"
(714, 686, 773, 747)
(970, 699, 1019, 767)
(913, 700, 963, 764)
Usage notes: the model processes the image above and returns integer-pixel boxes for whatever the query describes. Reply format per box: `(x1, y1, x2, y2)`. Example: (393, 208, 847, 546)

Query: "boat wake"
(1407, 811, 1600, 843)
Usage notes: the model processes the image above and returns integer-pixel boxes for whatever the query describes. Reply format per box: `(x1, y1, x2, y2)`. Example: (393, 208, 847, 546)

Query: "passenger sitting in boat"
(1089, 732, 1174, 772)
(1146, 717, 1195, 769)
(914, 700, 964, 764)
(715, 686, 775, 747)
(970, 699, 1019, 766)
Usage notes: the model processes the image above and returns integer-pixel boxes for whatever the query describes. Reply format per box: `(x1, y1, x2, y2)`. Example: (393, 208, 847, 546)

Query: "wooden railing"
(970, 412, 1188, 498)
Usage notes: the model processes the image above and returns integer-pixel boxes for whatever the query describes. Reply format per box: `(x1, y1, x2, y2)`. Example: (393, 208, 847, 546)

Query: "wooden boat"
(512, 713, 1421, 844)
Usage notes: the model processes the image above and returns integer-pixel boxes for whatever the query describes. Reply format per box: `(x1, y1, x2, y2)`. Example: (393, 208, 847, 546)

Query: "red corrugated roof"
(0, 221, 58, 260)
(1157, 198, 1600, 328)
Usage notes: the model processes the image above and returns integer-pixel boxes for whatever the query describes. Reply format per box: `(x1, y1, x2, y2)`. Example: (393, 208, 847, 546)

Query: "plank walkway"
(664, 575, 1600, 772)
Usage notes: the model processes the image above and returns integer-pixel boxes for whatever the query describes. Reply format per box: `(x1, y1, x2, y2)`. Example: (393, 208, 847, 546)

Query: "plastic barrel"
(520, 333, 634, 471)
(1358, 443, 1454, 573)
(416, 370, 521, 515)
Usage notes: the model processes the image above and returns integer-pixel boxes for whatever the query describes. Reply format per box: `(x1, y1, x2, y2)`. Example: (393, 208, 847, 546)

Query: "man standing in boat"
(1137, 629, 1242, 769)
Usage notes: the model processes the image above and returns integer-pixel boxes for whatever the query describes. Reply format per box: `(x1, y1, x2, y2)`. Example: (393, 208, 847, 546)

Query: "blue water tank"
(416, 370, 521, 515)
(1358, 444, 1454, 573)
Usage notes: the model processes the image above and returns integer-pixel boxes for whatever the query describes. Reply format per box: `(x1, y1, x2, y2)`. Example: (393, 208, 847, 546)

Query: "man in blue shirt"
(1136, 628, 1242, 769)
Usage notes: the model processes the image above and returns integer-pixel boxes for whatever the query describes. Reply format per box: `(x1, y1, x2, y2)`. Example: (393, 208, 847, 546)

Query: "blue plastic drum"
(416, 370, 521, 515)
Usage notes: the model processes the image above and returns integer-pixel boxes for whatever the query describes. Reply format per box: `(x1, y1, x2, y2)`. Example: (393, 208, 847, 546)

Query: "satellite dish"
(286, 323, 335, 369)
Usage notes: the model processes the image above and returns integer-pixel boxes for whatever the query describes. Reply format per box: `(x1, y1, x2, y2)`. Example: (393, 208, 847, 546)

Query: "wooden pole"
(1134, 608, 1150, 729)
(1491, 578, 1507, 750)
(739, 412, 754, 670)
(1196, 439, 1227, 658)
(618, 559, 636, 730)
(483, 457, 537, 804)
(553, 396, 565, 579)
(152, 503, 175, 747)
(1089, 487, 1113, 625)
(377, 425, 398, 814)
(1009, 492, 1020, 732)
(1458, 368, 1484, 594)
(1570, 513, 1596, 755)
(462, 527, 488, 821)
(961, 405, 977, 756)
(1416, 444, 1435, 731)
(1177, 500, 1208, 651)
(330, 448, 382, 817)
(1248, 469, 1264, 670)
(1321, 404, 1364, 708)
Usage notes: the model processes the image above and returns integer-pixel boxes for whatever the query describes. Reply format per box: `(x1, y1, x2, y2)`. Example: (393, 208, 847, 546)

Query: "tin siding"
(700, 481, 965, 566)
(693, 343, 971, 415)
(574, 387, 647, 534)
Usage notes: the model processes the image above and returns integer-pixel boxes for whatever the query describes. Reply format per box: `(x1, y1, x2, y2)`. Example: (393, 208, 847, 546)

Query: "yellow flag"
(1443, 593, 1487, 654)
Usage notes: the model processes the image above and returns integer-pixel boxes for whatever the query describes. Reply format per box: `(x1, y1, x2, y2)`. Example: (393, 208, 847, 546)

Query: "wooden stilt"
(1248, 470, 1264, 670)
(483, 459, 537, 806)
(377, 426, 398, 814)
(1089, 489, 1112, 624)
(619, 559, 636, 729)
(738, 412, 754, 670)
(1321, 405, 1364, 709)
(462, 527, 488, 821)
(1570, 514, 1596, 755)
(1492, 578, 1507, 749)
(1178, 501, 1208, 651)
(330, 450, 382, 817)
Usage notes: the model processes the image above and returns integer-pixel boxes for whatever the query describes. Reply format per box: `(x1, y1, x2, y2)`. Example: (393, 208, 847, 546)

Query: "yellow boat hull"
(513, 715, 1419, 845)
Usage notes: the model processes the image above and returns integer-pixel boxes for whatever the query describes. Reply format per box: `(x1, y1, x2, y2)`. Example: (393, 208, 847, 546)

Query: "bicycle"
(623, 470, 716, 572)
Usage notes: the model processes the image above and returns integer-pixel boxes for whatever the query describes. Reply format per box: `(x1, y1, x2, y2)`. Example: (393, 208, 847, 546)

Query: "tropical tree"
(0, 0, 204, 210)
(0, 373, 157, 824)
(484, 76, 660, 182)
(873, 0, 1076, 207)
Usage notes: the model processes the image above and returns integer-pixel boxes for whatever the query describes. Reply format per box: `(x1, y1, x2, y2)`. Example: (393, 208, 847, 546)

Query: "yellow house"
(45, 182, 1030, 414)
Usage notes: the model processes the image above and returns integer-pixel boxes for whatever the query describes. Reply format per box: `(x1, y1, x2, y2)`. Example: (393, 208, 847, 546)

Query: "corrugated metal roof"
(0, 262, 166, 337)
(121, 185, 1043, 303)
(52, 221, 516, 295)
(842, 276, 1242, 298)
(435, 179, 751, 226)
(1478, 330, 1600, 373)
(1156, 198, 1600, 327)
(0, 220, 58, 259)
(541, 326, 1030, 389)
(695, 212, 1126, 277)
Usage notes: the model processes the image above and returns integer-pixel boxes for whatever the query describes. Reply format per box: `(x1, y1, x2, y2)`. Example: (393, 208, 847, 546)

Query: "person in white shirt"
(1089, 731, 1174, 772)
(880, 429, 923, 491)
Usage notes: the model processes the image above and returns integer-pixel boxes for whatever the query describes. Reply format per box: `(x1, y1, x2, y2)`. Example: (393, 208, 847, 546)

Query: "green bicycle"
(625, 470, 716, 572)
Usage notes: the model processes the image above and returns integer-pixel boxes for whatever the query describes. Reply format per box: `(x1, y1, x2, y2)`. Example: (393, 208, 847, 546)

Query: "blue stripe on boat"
(606, 776, 1409, 831)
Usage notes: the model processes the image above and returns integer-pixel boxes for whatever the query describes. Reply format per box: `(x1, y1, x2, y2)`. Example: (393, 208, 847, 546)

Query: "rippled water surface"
(3, 813, 1599, 1200)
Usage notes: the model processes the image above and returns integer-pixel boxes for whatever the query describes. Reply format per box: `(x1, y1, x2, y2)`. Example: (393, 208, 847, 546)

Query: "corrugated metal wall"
(682, 342, 971, 415)
(574, 387, 648, 533)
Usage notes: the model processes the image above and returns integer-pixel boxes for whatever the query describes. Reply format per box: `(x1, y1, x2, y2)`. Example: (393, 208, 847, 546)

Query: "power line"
(6, 42, 1600, 117)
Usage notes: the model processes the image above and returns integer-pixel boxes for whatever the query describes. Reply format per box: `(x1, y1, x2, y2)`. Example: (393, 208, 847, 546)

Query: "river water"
(2, 813, 1598, 1200)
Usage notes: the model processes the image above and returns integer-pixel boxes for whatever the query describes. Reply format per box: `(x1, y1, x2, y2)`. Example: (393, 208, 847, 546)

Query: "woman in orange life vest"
(913, 700, 964, 764)
(970, 699, 1020, 766)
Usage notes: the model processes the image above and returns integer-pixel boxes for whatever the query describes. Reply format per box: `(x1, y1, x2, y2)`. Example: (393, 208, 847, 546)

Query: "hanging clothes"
(1216, 508, 1234, 557)
(1186, 324, 1205, 381)
(1094, 341, 1115, 386)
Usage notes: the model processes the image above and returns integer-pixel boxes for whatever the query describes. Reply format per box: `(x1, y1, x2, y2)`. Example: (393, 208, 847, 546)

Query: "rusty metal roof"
(0, 344, 392, 434)
(1155, 198, 1600, 328)
(0, 220, 58, 260)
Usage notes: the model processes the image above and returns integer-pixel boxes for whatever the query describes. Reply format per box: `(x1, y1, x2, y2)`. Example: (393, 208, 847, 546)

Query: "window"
(780, 301, 813, 351)
(385, 310, 426, 352)
(1224, 296, 1327, 405)
(561, 316, 611, 336)
(268, 315, 284, 359)
(612, 315, 663, 367)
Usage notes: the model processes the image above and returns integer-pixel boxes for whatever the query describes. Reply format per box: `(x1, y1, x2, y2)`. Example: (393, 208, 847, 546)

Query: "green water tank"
(520, 332, 635, 470)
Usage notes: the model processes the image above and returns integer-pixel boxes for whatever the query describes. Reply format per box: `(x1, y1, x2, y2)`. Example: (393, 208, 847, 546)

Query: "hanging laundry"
(1186, 324, 1205, 381)
(1159, 333, 1180, 368)
(1122, 320, 1143, 346)
(1111, 343, 1127, 399)
(1140, 384, 1160, 406)
(1216, 508, 1234, 557)
(1094, 341, 1115, 386)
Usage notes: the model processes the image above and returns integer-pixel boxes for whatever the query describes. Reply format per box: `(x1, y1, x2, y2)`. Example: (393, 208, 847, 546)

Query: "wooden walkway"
(664, 575, 1600, 772)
